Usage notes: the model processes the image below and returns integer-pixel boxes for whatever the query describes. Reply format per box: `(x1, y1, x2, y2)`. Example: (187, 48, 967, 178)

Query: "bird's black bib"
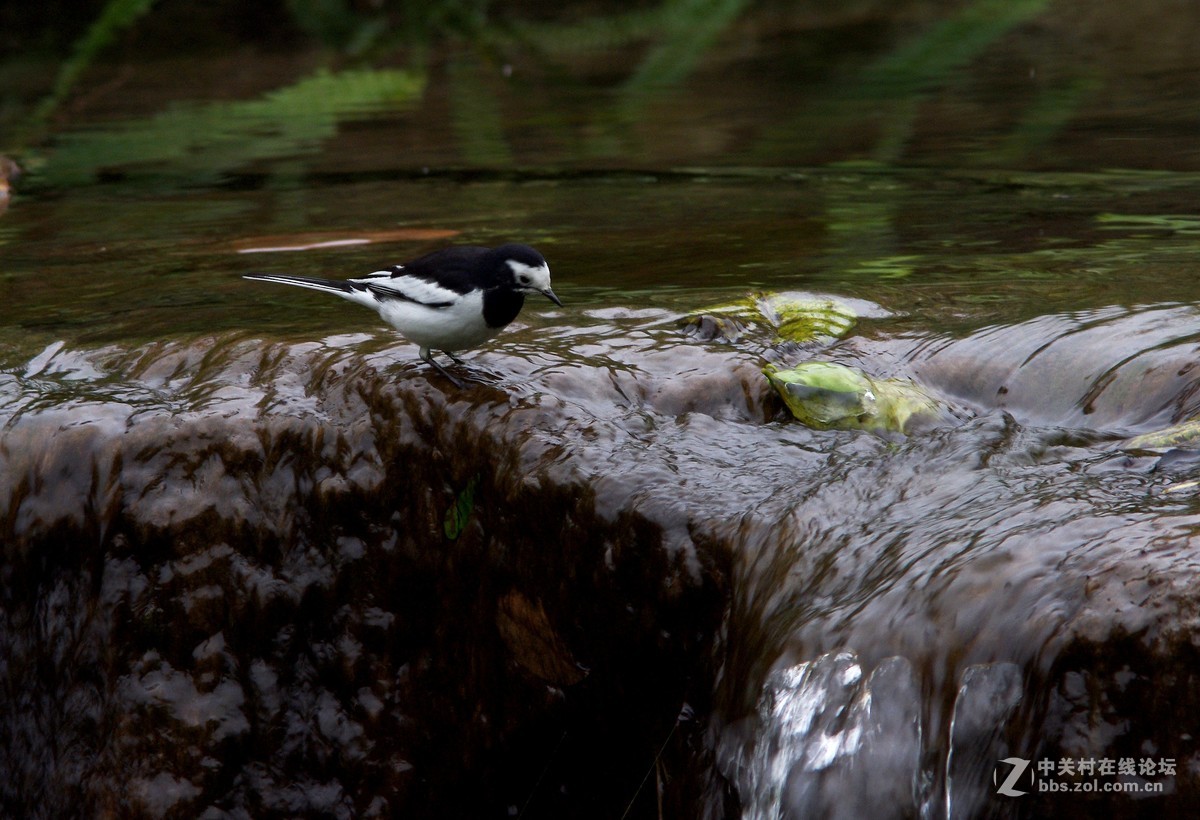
(482, 288, 526, 329)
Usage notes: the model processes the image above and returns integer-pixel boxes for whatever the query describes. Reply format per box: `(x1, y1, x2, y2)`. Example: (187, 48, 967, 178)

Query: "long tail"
(242, 273, 384, 313)
(242, 272, 358, 296)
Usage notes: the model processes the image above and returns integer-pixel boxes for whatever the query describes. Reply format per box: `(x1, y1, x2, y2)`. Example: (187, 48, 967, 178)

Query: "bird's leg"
(443, 350, 465, 365)
(419, 347, 464, 388)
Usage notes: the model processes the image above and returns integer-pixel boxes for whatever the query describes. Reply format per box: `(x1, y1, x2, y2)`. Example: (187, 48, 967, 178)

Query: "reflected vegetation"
(34, 68, 426, 186)
(32, 0, 159, 124)
(8, 0, 1194, 186)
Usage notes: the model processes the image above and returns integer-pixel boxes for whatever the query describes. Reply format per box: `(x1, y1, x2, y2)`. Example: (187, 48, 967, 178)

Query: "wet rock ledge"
(0, 332, 759, 819)
(5, 309, 1200, 819)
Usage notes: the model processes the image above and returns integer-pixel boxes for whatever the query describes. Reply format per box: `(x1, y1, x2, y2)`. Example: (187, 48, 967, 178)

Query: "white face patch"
(506, 259, 552, 293)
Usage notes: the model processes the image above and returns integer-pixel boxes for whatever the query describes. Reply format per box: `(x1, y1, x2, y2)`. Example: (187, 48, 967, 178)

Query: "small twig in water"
(620, 717, 681, 820)
(518, 728, 568, 819)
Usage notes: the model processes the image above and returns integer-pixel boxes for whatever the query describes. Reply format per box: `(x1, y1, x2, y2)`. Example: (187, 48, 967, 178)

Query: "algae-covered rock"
(684, 292, 858, 344)
(1121, 418, 1200, 451)
(764, 361, 948, 435)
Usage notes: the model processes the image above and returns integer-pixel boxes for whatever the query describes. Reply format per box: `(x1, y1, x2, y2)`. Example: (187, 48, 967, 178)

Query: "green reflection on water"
(448, 54, 514, 167)
(1096, 214, 1200, 235)
(864, 0, 1049, 98)
(36, 68, 424, 187)
(985, 76, 1101, 168)
(752, 0, 1051, 165)
(33, 0, 159, 125)
(621, 0, 749, 93)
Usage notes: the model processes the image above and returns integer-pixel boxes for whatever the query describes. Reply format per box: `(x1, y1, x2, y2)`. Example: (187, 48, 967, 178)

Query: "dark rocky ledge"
(3, 312, 1200, 818)
(0, 330, 759, 819)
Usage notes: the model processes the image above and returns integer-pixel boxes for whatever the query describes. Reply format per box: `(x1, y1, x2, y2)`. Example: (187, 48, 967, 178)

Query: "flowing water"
(4, 3, 1200, 818)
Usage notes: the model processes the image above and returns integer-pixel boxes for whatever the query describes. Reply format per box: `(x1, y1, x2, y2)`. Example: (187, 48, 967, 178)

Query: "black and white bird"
(243, 243, 560, 386)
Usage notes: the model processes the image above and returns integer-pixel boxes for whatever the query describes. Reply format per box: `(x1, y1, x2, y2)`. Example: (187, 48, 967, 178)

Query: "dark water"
(4, 2, 1200, 818)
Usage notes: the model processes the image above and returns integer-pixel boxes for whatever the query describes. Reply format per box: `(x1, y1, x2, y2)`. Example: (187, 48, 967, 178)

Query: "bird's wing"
(349, 268, 460, 308)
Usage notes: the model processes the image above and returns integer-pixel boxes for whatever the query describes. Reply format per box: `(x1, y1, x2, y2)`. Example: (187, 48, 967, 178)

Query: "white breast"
(375, 290, 500, 352)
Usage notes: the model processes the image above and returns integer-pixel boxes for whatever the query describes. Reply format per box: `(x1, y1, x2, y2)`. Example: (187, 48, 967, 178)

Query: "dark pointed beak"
(541, 287, 563, 307)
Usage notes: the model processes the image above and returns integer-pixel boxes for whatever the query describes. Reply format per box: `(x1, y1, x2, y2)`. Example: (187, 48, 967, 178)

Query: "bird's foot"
(420, 349, 465, 388)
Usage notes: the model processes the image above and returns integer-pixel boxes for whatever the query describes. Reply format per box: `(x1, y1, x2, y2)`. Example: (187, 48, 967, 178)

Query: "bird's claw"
(421, 350, 465, 388)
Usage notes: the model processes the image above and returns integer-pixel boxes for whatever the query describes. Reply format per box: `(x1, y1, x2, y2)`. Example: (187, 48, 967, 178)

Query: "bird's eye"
(519, 275, 531, 285)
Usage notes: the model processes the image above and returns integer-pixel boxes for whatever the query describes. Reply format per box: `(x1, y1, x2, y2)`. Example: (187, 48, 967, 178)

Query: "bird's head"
(493, 243, 562, 306)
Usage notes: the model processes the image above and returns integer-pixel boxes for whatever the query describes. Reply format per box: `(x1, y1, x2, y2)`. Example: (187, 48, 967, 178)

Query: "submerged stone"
(1121, 417, 1200, 451)
(683, 291, 858, 344)
(764, 361, 949, 435)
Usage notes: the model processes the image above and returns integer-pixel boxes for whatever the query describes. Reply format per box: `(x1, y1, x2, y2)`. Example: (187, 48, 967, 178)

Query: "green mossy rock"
(764, 361, 947, 435)
(684, 292, 857, 344)
(1121, 418, 1200, 451)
